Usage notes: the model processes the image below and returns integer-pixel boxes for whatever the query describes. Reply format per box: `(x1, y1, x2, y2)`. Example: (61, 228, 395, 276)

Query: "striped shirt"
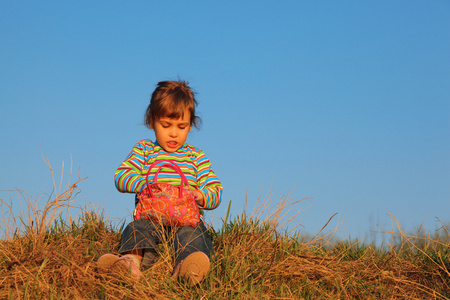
(114, 139, 222, 210)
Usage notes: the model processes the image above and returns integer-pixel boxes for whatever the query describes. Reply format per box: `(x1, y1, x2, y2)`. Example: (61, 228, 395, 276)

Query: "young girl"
(97, 80, 223, 285)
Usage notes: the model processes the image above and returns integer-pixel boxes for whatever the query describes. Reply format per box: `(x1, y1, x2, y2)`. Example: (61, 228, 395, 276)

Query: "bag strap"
(144, 160, 189, 198)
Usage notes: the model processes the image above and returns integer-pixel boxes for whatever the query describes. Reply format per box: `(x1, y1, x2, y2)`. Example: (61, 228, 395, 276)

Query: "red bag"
(133, 160, 201, 228)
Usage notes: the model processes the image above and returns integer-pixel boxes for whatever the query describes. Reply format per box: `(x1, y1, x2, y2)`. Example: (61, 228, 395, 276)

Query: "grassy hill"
(1, 177, 449, 299)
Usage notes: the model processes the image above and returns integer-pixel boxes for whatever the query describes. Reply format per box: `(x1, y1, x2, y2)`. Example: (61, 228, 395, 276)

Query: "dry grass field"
(1, 165, 449, 299)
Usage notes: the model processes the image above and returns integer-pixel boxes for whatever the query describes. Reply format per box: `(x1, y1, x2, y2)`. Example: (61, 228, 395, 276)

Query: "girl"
(97, 80, 223, 285)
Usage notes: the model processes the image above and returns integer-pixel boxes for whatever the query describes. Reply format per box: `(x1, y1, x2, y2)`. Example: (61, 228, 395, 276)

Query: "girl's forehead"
(158, 110, 191, 122)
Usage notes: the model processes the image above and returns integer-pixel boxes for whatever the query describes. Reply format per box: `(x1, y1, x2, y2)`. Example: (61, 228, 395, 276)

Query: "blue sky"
(1, 1, 449, 242)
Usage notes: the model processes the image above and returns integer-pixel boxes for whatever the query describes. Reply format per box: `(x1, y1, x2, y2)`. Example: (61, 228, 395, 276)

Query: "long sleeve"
(114, 141, 148, 193)
(195, 151, 223, 210)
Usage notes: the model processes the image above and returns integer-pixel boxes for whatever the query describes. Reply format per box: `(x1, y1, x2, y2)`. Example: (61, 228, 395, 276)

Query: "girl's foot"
(97, 253, 143, 279)
(172, 251, 210, 285)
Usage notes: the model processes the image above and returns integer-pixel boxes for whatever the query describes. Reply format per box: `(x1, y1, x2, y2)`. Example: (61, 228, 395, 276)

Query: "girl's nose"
(169, 128, 177, 137)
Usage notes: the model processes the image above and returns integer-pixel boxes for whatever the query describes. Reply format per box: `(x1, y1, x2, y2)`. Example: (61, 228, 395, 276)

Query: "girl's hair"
(144, 80, 201, 129)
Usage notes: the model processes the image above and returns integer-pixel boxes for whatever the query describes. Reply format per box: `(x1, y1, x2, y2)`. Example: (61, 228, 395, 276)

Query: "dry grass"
(1, 162, 449, 299)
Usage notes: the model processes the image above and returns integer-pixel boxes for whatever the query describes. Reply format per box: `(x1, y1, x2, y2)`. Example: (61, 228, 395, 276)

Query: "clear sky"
(1, 1, 449, 243)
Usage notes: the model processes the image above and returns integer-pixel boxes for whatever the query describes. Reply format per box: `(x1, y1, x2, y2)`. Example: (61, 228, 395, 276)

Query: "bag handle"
(144, 160, 190, 198)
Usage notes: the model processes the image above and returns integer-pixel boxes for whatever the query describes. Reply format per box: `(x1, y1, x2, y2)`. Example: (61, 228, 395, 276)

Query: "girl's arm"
(195, 152, 223, 210)
(114, 142, 148, 193)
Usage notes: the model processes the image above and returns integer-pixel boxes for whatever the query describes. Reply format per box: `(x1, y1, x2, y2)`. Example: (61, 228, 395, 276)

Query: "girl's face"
(153, 110, 192, 152)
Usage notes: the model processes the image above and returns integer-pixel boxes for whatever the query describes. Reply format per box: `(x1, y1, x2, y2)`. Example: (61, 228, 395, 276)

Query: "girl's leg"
(172, 221, 214, 284)
(118, 219, 160, 254)
(174, 221, 214, 264)
(97, 219, 160, 277)
(118, 218, 161, 269)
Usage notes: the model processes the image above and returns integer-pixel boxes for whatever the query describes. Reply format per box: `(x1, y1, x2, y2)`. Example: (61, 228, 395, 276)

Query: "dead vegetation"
(0, 162, 449, 299)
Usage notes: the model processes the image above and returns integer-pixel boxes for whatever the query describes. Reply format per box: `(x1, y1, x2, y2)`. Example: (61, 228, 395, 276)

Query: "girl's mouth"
(167, 141, 178, 148)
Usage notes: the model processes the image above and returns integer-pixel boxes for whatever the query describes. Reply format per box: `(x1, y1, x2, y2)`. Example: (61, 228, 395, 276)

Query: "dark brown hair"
(144, 80, 201, 129)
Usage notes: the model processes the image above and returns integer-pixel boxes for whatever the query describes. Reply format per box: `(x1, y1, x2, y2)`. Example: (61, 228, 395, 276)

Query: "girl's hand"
(192, 190, 205, 207)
